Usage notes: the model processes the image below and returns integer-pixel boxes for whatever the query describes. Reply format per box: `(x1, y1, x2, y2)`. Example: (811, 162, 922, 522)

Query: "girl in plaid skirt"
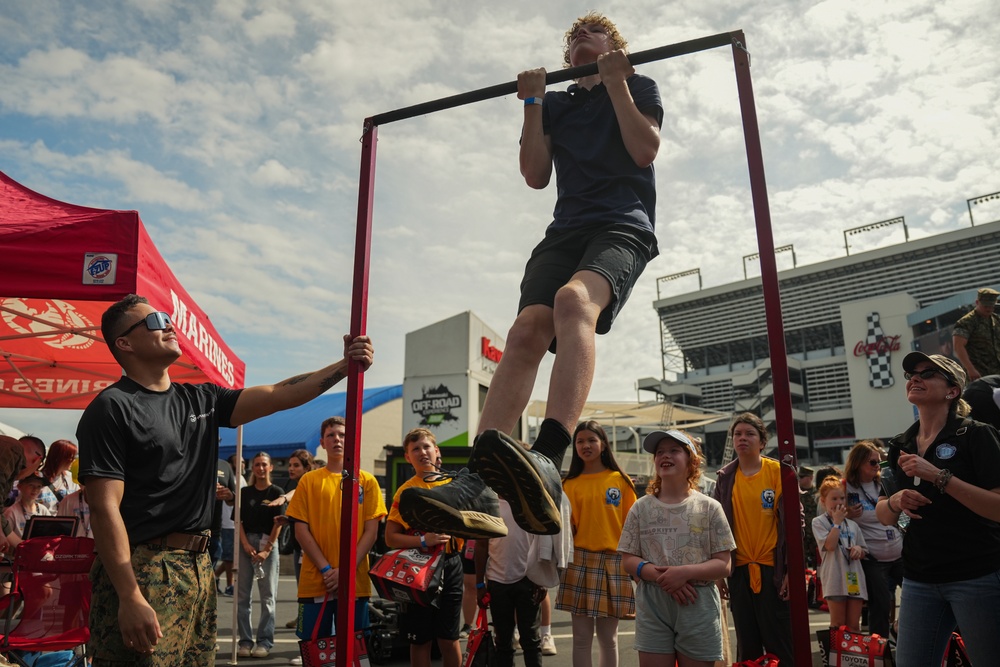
(557, 421, 637, 667)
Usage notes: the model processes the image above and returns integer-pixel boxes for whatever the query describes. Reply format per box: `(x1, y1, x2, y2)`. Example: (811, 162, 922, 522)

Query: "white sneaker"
(251, 646, 271, 658)
(289, 657, 303, 666)
(237, 646, 252, 658)
(540, 633, 557, 656)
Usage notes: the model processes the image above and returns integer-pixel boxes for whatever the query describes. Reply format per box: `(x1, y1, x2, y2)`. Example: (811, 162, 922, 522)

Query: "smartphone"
(847, 492, 860, 506)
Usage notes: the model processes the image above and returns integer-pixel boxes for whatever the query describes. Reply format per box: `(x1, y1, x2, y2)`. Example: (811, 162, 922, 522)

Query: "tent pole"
(228, 424, 243, 664)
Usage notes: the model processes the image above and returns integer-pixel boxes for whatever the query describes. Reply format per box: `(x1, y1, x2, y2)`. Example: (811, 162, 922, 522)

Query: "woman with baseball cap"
(876, 352, 1000, 665)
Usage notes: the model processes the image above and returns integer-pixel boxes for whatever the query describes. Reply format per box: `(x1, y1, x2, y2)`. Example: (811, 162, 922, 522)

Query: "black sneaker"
(469, 429, 562, 535)
(399, 469, 508, 539)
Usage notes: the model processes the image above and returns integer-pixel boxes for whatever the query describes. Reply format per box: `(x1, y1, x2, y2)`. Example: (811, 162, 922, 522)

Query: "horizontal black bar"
(370, 31, 739, 126)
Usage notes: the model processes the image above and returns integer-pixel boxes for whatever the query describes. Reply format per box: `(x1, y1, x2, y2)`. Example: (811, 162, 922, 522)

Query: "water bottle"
(254, 536, 270, 580)
(879, 462, 910, 531)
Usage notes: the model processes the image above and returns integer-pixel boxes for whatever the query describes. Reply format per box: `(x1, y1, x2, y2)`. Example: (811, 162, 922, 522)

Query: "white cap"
(641, 429, 695, 454)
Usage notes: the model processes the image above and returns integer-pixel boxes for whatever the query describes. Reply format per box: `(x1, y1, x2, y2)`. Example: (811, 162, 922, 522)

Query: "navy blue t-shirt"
(542, 73, 663, 234)
(78, 377, 242, 544)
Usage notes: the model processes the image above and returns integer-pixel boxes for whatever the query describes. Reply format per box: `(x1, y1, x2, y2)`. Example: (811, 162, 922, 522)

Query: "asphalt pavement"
(214, 566, 834, 667)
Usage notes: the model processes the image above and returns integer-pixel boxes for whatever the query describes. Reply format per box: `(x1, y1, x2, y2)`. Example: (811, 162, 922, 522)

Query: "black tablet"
(22, 515, 79, 539)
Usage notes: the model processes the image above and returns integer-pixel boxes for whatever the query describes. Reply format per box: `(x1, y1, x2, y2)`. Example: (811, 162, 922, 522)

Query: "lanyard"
(857, 481, 879, 507)
(827, 514, 853, 563)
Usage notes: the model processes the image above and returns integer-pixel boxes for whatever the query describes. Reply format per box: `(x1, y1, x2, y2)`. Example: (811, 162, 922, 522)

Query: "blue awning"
(219, 384, 402, 460)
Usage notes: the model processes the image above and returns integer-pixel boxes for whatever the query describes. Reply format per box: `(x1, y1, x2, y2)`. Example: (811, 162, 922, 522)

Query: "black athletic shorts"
(399, 553, 463, 644)
(518, 224, 658, 351)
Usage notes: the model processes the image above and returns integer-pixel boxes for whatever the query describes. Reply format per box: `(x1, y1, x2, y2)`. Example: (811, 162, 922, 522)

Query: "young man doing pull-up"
(402, 12, 662, 538)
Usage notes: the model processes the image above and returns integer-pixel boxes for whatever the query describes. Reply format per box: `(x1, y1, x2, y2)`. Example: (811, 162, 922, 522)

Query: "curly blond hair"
(563, 12, 628, 67)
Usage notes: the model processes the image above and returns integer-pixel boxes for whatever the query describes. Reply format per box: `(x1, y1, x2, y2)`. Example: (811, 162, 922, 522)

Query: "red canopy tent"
(0, 170, 245, 408)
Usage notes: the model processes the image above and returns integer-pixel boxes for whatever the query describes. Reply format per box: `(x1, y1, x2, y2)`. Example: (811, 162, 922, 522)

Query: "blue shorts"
(295, 597, 370, 639)
(219, 528, 236, 563)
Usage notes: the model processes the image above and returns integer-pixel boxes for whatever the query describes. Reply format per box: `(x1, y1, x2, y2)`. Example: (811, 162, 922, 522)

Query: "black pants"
(489, 577, 542, 667)
(729, 564, 794, 665)
(861, 558, 903, 637)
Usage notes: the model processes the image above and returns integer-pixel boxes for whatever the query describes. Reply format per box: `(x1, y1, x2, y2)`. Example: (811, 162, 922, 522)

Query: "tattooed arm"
(230, 334, 374, 426)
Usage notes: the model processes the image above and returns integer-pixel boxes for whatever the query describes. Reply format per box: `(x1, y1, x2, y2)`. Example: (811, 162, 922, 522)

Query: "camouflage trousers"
(90, 545, 217, 667)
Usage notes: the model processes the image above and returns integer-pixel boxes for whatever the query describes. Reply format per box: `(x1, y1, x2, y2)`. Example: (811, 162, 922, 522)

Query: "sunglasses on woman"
(903, 369, 947, 382)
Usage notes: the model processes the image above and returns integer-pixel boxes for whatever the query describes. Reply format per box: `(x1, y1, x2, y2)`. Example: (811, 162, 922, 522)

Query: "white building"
(639, 219, 1000, 464)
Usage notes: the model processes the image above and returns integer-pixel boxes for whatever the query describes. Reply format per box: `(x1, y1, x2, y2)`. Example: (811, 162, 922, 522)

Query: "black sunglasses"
(116, 311, 172, 340)
(904, 369, 948, 382)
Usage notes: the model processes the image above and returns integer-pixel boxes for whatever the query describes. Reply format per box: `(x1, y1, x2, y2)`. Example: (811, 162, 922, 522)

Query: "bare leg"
(479, 271, 610, 437)
(543, 271, 611, 429)
(572, 614, 596, 667)
(477, 305, 554, 434)
(410, 642, 432, 667)
(595, 617, 619, 667)
(462, 572, 476, 628)
(639, 652, 675, 667)
(438, 638, 462, 667)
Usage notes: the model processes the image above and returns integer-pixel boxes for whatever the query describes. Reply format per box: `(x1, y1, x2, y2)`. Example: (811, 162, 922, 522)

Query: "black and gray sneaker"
(399, 468, 508, 539)
(469, 429, 562, 535)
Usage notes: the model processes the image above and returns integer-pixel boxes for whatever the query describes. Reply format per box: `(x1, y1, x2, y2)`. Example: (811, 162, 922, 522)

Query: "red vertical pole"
(336, 118, 378, 666)
(730, 32, 811, 665)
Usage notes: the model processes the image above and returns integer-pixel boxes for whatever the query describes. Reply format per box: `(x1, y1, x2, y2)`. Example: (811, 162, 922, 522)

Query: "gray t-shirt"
(812, 515, 868, 599)
(618, 492, 736, 585)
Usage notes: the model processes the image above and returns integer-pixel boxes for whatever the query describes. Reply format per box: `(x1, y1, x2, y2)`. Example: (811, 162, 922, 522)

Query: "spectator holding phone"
(843, 440, 902, 637)
(812, 477, 868, 632)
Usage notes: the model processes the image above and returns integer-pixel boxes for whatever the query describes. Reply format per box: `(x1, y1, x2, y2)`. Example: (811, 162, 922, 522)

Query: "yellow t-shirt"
(732, 457, 782, 569)
(286, 468, 387, 598)
(562, 469, 637, 552)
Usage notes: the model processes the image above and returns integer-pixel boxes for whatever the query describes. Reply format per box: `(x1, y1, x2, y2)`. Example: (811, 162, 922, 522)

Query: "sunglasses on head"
(117, 311, 172, 339)
(904, 368, 948, 382)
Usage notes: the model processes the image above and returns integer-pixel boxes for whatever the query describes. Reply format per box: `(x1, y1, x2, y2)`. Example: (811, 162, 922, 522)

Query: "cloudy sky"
(2, 0, 998, 444)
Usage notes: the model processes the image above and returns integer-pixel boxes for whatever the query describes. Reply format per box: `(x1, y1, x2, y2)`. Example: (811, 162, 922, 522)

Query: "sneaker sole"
(403, 496, 508, 539)
(471, 436, 561, 534)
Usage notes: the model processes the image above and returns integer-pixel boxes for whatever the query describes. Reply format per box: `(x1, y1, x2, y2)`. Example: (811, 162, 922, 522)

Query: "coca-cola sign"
(853, 334, 901, 357)
(857, 312, 896, 389)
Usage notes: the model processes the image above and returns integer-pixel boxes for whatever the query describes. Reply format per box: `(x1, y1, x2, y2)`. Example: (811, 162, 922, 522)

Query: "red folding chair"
(0, 536, 95, 667)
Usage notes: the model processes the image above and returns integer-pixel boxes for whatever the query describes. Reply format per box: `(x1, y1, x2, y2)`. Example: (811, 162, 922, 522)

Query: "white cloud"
(2, 0, 999, 446)
(243, 8, 297, 43)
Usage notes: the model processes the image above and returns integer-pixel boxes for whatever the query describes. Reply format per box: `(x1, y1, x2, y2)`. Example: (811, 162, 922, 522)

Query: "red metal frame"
(336, 118, 378, 662)
(341, 30, 810, 667)
(731, 32, 810, 666)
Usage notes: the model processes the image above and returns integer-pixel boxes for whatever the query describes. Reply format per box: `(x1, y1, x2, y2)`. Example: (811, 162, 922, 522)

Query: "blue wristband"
(524, 97, 542, 107)
(420, 535, 427, 549)
(320, 565, 332, 574)
(476, 582, 486, 589)
(636, 561, 648, 580)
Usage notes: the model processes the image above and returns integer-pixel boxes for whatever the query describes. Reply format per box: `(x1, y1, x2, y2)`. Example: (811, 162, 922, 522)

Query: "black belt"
(137, 532, 210, 553)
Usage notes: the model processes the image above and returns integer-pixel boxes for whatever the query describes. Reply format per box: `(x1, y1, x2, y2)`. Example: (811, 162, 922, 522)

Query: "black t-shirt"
(77, 377, 242, 544)
(888, 416, 1000, 583)
(213, 458, 237, 535)
(240, 483, 284, 535)
(542, 73, 663, 235)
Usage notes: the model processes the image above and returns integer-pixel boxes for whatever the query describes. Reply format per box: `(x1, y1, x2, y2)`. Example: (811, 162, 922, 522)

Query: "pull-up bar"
(371, 31, 736, 126)
(338, 29, 812, 667)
